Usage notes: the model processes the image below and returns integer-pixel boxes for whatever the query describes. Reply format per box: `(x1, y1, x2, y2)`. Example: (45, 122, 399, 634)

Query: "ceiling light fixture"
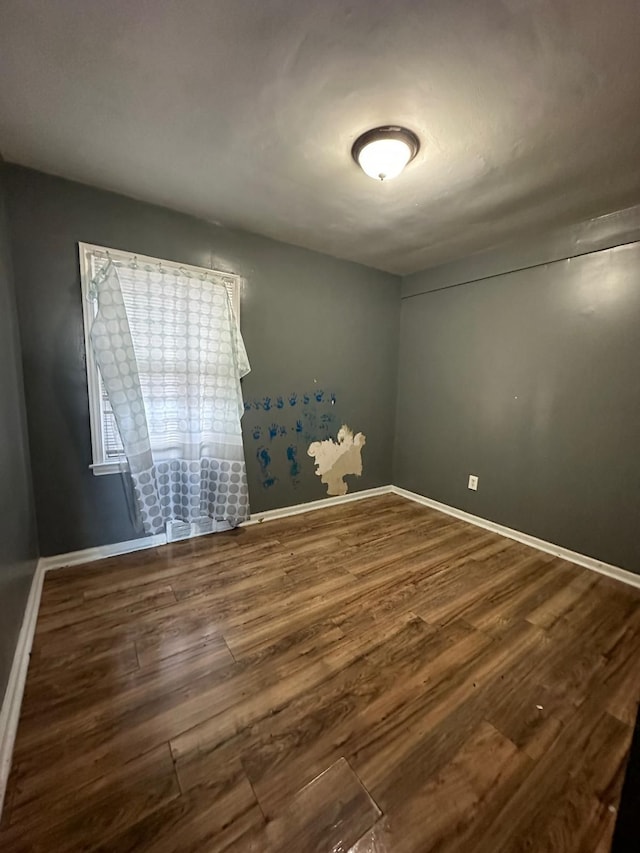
(352, 126, 420, 182)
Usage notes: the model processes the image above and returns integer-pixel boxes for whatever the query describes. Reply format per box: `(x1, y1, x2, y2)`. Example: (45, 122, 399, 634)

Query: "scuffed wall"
(308, 426, 366, 496)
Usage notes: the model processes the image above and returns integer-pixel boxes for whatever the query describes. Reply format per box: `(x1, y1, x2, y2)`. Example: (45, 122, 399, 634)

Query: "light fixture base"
(351, 126, 420, 181)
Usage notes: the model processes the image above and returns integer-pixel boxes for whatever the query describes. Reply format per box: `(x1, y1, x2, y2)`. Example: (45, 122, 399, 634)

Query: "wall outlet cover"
(468, 474, 479, 491)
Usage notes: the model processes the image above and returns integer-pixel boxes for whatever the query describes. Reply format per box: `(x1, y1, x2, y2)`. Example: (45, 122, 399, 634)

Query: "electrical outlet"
(468, 474, 479, 491)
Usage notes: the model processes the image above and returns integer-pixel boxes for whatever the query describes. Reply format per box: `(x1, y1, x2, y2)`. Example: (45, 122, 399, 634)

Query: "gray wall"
(0, 158, 38, 703)
(395, 212, 640, 574)
(6, 163, 637, 574)
(5, 166, 400, 557)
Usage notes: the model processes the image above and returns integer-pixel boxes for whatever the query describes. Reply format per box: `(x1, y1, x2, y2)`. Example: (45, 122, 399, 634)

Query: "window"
(79, 242, 242, 475)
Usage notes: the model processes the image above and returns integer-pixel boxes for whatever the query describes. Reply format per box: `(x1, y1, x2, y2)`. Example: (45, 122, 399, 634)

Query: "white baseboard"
(35, 484, 640, 588)
(38, 532, 168, 573)
(390, 486, 640, 589)
(0, 560, 44, 816)
(35, 488, 394, 572)
(242, 485, 393, 526)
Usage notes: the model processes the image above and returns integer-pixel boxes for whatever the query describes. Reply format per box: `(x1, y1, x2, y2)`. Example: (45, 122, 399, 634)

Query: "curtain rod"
(91, 251, 236, 282)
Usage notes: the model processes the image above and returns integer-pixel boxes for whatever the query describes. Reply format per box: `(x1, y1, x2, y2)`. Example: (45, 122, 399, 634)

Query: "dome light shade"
(352, 126, 419, 181)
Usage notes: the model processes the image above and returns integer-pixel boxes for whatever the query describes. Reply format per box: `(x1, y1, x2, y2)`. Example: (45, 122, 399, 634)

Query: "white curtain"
(89, 260, 250, 535)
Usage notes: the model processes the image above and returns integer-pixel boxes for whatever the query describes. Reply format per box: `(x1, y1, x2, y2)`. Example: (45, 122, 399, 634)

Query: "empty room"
(1, 1, 640, 851)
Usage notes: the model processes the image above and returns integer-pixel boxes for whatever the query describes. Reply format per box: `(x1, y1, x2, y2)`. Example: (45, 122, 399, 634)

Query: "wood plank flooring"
(1, 494, 639, 851)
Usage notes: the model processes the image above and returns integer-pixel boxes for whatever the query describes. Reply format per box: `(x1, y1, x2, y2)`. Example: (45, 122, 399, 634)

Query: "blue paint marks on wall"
(256, 446, 271, 472)
(243, 392, 332, 413)
(256, 445, 277, 489)
(319, 412, 333, 432)
(286, 444, 301, 485)
(246, 389, 339, 489)
(286, 445, 299, 473)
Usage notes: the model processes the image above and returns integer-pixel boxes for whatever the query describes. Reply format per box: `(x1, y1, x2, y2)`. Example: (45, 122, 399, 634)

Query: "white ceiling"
(1, 0, 640, 275)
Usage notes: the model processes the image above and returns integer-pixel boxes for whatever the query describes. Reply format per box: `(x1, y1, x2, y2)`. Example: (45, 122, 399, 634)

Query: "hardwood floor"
(1, 494, 639, 851)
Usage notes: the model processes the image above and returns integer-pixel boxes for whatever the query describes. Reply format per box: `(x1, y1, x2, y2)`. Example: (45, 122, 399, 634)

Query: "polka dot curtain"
(90, 260, 250, 535)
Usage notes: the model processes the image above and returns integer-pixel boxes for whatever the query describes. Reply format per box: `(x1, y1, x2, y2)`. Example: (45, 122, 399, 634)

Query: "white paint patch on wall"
(307, 425, 366, 496)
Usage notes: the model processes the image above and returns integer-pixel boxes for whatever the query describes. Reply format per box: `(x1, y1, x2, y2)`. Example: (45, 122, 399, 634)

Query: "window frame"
(78, 241, 243, 476)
